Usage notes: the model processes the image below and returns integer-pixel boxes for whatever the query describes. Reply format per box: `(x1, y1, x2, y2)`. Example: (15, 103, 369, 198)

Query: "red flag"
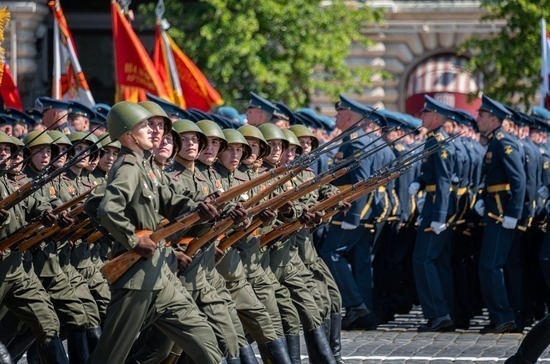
(112, 1, 168, 102)
(153, 24, 185, 108)
(0, 62, 22, 110)
(157, 28, 223, 111)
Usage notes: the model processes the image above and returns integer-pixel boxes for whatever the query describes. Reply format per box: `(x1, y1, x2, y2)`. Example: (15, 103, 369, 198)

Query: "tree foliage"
(139, 0, 384, 110)
(459, 0, 550, 108)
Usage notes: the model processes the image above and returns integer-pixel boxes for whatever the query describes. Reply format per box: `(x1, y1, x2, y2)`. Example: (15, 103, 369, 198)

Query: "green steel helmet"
(289, 124, 319, 150)
(23, 131, 59, 160)
(237, 124, 270, 159)
(9, 136, 24, 148)
(0, 131, 17, 152)
(98, 132, 121, 150)
(138, 101, 172, 137)
(282, 129, 303, 155)
(68, 132, 100, 161)
(172, 119, 208, 152)
(107, 101, 153, 140)
(258, 123, 289, 149)
(222, 129, 252, 161)
(196, 119, 228, 154)
(47, 130, 72, 147)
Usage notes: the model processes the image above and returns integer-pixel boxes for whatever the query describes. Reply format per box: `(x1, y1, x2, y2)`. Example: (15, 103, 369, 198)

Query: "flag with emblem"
(542, 18, 550, 109)
(49, 0, 95, 107)
(112, 0, 169, 102)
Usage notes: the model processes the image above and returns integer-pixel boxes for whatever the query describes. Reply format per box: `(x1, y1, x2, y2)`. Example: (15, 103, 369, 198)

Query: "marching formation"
(0, 91, 549, 364)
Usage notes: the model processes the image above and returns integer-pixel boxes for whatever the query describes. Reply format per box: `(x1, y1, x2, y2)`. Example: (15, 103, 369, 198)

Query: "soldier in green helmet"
(214, 128, 294, 363)
(0, 131, 69, 364)
(289, 124, 345, 363)
(91, 133, 121, 183)
(259, 124, 337, 364)
(88, 101, 223, 364)
(46, 130, 72, 171)
(139, 100, 173, 150)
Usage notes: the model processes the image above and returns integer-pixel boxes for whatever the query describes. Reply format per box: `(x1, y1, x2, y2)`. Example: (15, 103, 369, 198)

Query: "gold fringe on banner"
(0, 7, 11, 84)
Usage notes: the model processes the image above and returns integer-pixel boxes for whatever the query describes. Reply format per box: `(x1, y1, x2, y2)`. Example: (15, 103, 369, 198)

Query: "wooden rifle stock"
(0, 186, 95, 251)
(17, 204, 85, 252)
(183, 167, 304, 257)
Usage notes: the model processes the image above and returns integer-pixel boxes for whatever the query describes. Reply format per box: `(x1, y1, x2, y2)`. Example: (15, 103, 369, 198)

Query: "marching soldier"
(409, 95, 456, 332)
(474, 95, 526, 334)
(88, 102, 224, 364)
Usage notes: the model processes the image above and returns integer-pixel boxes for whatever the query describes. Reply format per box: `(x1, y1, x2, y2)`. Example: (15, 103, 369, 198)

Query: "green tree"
(139, 0, 385, 110)
(460, 0, 549, 108)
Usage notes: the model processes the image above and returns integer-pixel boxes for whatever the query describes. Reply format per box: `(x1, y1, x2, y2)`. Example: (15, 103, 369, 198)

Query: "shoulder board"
(61, 175, 71, 181)
(496, 132, 505, 140)
(121, 154, 137, 165)
(258, 167, 268, 173)
(350, 132, 359, 140)
(235, 175, 247, 182)
(435, 133, 445, 142)
(395, 144, 405, 152)
(305, 167, 315, 173)
(82, 181, 94, 188)
(195, 174, 206, 182)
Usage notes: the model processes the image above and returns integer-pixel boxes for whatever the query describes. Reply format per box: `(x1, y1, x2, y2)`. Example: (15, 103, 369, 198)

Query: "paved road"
(16, 306, 550, 363)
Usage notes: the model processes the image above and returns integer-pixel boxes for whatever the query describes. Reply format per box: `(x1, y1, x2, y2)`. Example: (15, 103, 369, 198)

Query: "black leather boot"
(324, 317, 331, 343)
(330, 313, 345, 363)
(87, 326, 102, 352)
(506, 314, 550, 364)
(239, 345, 259, 364)
(37, 336, 69, 364)
(6, 331, 35, 363)
(303, 326, 337, 364)
(226, 356, 241, 363)
(67, 327, 90, 364)
(260, 337, 292, 364)
(0, 343, 13, 364)
(286, 334, 300, 364)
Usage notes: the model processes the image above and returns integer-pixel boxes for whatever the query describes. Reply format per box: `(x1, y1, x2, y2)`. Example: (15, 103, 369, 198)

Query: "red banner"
(0, 63, 22, 110)
(112, 1, 168, 101)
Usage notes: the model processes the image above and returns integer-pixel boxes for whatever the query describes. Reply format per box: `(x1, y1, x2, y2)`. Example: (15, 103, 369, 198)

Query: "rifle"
(16, 204, 86, 252)
(0, 186, 95, 251)
(0, 134, 107, 212)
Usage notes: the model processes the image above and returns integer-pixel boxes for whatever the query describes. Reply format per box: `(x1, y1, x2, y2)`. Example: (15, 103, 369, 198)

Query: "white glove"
(341, 222, 357, 230)
(502, 216, 518, 230)
(416, 196, 426, 214)
(409, 182, 420, 196)
(538, 186, 550, 200)
(474, 200, 485, 216)
(416, 216, 423, 226)
(430, 221, 446, 235)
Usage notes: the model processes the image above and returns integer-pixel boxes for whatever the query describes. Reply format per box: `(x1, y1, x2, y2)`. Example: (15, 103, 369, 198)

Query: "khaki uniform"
(88, 148, 222, 364)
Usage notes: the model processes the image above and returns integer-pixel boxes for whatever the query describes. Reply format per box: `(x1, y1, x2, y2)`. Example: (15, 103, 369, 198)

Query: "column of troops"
(0, 89, 549, 364)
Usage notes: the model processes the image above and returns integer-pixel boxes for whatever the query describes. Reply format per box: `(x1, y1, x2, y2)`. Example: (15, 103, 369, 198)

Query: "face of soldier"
(420, 110, 444, 131)
(9, 150, 24, 174)
(265, 139, 283, 165)
(98, 146, 119, 172)
(335, 109, 358, 131)
(179, 132, 200, 161)
(383, 129, 400, 143)
(475, 111, 499, 136)
(54, 145, 68, 169)
(73, 142, 91, 169)
(43, 108, 67, 128)
(273, 119, 290, 130)
(0, 143, 11, 165)
(129, 120, 154, 151)
(220, 144, 244, 172)
(246, 107, 271, 126)
(30, 146, 52, 171)
(148, 116, 166, 148)
(242, 137, 260, 165)
(91, 125, 107, 136)
(13, 123, 26, 138)
(154, 133, 175, 165)
(298, 136, 313, 154)
(443, 120, 454, 135)
(281, 145, 297, 164)
(70, 115, 90, 132)
(0, 124, 12, 136)
(199, 137, 221, 165)
(86, 157, 99, 172)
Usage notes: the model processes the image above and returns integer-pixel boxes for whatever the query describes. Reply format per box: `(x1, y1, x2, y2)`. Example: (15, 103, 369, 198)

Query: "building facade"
(2, 0, 504, 113)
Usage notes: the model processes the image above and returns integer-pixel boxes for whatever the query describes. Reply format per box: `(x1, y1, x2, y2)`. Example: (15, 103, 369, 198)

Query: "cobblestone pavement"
(16, 306, 550, 363)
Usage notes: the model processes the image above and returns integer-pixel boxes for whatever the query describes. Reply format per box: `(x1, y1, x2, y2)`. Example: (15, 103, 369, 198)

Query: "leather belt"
(487, 184, 510, 193)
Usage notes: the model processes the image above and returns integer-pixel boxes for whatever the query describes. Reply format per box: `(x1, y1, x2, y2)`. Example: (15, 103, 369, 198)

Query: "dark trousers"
(412, 228, 454, 319)
(478, 222, 516, 324)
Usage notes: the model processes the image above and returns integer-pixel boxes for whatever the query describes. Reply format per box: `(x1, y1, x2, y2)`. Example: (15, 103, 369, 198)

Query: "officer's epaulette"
(394, 144, 405, 152)
(495, 132, 505, 140)
(435, 132, 445, 142)
(350, 132, 359, 140)
(195, 173, 207, 182)
(235, 175, 247, 182)
(305, 167, 315, 173)
(258, 166, 269, 174)
(544, 161, 550, 170)
(121, 154, 137, 165)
